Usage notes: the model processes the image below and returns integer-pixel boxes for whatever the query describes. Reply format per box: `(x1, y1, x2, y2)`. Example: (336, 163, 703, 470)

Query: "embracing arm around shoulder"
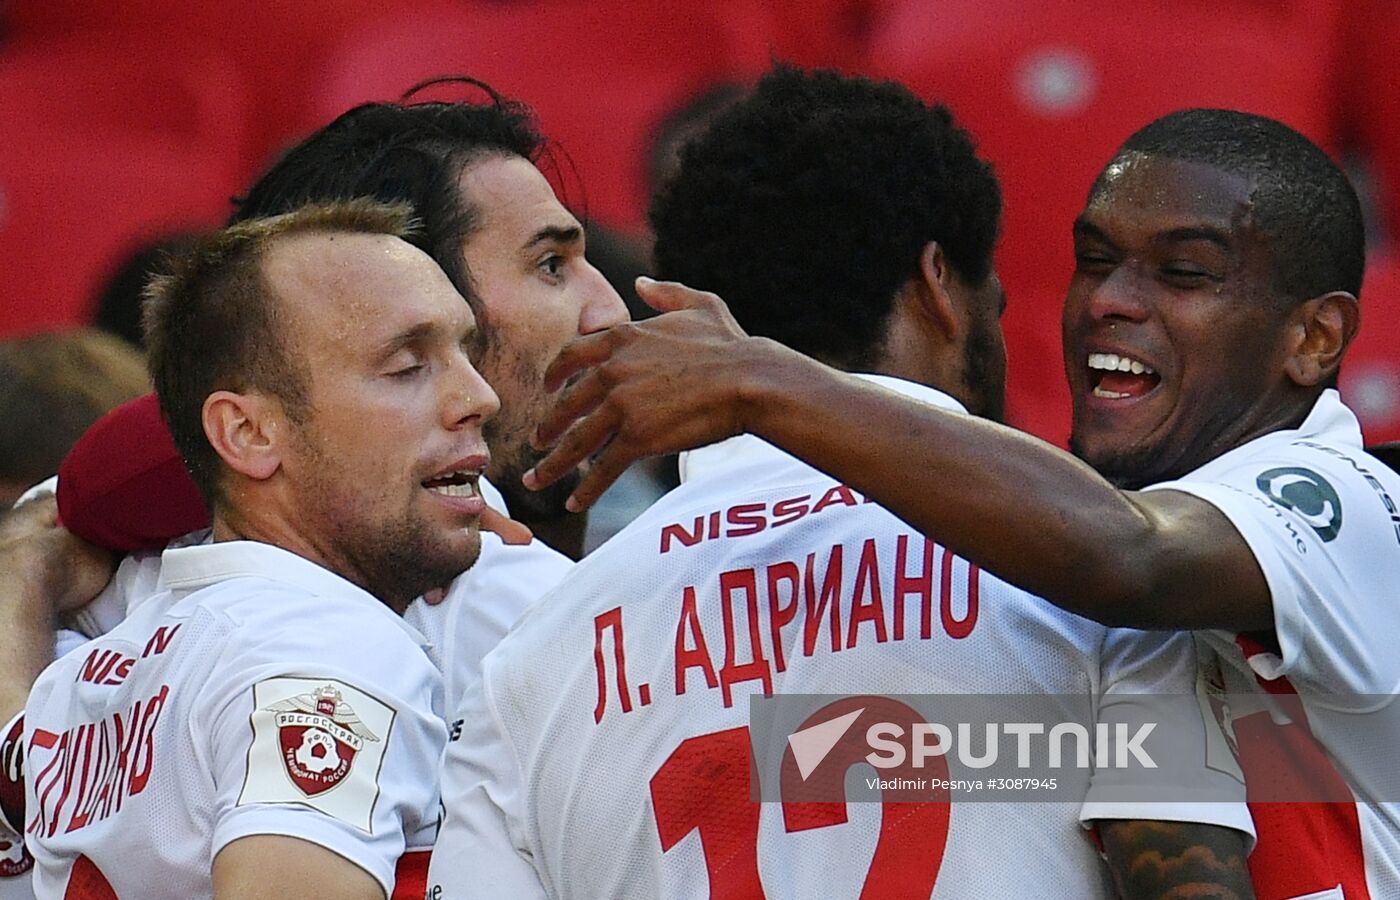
(0, 495, 115, 723)
(731, 374, 1272, 633)
(528, 281, 1271, 633)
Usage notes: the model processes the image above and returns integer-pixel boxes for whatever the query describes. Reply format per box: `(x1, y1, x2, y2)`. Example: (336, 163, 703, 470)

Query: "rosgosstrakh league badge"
(267, 685, 381, 796)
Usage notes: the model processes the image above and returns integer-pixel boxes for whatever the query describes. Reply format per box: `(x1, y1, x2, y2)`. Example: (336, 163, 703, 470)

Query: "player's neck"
(869, 295, 966, 403)
(209, 506, 394, 610)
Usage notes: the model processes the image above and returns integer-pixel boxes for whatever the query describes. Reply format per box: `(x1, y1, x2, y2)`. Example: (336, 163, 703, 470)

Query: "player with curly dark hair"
(652, 66, 1003, 414)
(430, 69, 1253, 900)
(533, 105, 1400, 897)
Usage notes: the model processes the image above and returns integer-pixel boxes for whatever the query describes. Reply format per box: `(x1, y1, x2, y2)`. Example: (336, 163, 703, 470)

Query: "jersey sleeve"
(1144, 446, 1400, 697)
(428, 674, 548, 900)
(201, 619, 445, 898)
(1079, 628, 1255, 845)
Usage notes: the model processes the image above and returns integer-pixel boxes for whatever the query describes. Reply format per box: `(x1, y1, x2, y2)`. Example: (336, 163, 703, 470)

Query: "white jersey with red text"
(429, 375, 1252, 900)
(2, 477, 569, 900)
(1144, 389, 1400, 900)
(22, 541, 444, 899)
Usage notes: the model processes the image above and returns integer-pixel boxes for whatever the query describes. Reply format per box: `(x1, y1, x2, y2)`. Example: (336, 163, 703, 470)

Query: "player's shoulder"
(476, 488, 699, 682)
(1202, 432, 1395, 534)
(1173, 394, 1393, 494)
(1229, 430, 1389, 483)
(224, 586, 431, 669)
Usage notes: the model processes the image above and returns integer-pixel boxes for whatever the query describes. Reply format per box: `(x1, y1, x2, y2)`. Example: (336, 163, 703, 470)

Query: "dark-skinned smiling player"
(527, 109, 1400, 898)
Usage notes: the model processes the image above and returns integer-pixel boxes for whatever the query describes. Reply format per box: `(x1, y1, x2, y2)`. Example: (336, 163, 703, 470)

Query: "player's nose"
(578, 263, 630, 334)
(1084, 264, 1152, 325)
(443, 351, 500, 429)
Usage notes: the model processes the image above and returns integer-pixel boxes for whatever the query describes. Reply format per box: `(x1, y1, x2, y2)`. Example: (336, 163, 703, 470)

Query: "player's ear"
(202, 391, 284, 482)
(1283, 291, 1358, 387)
(912, 241, 961, 343)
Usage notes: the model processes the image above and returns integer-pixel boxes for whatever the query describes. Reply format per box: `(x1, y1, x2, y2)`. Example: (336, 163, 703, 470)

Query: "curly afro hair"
(650, 66, 1001, 371)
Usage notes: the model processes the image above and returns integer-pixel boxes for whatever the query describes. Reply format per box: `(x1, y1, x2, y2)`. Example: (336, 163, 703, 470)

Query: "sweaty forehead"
(263, 230, 414, 300)
(264, 232, 470, 343)
(457, 154, 580, 245)
(1082, 153, 1259, 239)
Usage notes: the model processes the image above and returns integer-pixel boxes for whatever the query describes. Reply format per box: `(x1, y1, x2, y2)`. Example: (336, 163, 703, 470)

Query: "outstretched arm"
(527, 278, 1270, 632)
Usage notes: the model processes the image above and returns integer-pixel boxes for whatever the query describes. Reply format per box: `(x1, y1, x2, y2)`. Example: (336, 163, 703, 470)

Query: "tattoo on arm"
(1099, 819, 1255, 900)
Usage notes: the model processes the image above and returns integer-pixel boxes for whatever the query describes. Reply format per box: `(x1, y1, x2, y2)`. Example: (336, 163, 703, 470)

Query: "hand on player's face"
(0, 495, 117, 613)
(480, 504, 532, 546)
(525, 277, 768, 511)
(458, 156, 629, 520)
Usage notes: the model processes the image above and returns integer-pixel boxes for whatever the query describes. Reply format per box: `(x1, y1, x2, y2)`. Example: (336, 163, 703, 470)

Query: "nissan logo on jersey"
(1256, 467, 1343, 541)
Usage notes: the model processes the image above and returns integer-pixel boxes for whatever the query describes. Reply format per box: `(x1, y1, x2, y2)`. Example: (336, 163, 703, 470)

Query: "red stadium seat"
(0, 36, 252, 179)
(310, 1, 771, 232)
(1342, 255, 1400, 445)
(864, 0, 1346, 443)
(0, 38, 249, 336)
(1344, 0, 1400, 240)
(0, 135, 235, 337)
(3, 0, 426, 171)
(757, 0, 884, 71)
(1000, 290, 1072, 448)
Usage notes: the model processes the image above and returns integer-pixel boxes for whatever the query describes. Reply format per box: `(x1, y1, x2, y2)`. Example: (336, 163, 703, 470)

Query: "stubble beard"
(963, 321, 1006, 425)
(354, 512, 482, 613)
(1067, 434, 1159, 490)
(295, 432, 483, 613)
(481, 350, 581, 523)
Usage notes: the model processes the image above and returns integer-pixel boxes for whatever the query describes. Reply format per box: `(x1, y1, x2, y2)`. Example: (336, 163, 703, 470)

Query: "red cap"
(56, 393, 210, 551)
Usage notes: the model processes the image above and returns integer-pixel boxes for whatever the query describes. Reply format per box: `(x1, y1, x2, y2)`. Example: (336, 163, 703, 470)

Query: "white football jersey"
(22, 541, 444, 899)
(405, 478, 574, 711)
(4, 476, 569, 900)
(1144, 389, 1400, 900)
(430, 376, 1251, 899)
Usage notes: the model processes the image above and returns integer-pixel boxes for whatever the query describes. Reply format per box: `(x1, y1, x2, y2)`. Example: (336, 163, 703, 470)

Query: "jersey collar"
(159, 540, 430, 648)
(678, 373, 969, 485)
(1161, 388, 1363, 483)
(1294, 388, 1362, 446)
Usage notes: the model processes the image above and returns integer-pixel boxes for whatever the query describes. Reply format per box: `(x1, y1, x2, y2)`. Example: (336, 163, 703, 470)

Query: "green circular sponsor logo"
(1255, 467, 1342, 542)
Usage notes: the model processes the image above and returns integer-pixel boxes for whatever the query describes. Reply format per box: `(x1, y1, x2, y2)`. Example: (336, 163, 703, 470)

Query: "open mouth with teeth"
(1087, 352, 1161, 400)
(422, 470, 479, 499)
